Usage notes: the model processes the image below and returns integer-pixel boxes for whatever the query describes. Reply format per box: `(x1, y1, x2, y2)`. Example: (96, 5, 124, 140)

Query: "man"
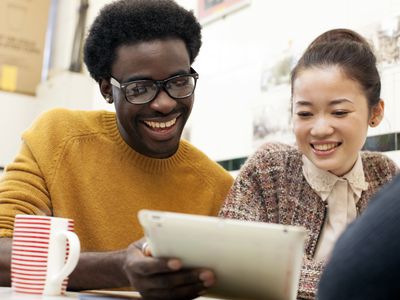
(0, 1, 233, 299)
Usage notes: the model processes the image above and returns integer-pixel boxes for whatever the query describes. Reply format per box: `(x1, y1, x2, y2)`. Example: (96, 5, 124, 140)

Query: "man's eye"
(128, 86, 148, 96)
(170, 77, 190, 87)
(126, 82, 154, 96)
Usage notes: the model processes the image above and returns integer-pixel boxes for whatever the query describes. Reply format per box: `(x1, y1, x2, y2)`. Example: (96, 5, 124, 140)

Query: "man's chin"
(146, 139, 181, 159)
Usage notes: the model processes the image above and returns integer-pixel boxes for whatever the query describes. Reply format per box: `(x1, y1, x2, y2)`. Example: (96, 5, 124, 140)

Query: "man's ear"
(99, 79, 112, 99)
(99, 79, 113, 104)
(369, 99, 384, 127)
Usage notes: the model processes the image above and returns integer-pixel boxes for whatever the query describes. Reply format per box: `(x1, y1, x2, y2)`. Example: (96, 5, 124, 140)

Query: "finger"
(126, 243, 182, 276)
(142, 243, 152, 257)
(134, 237, 150, 255)
(140, 281, 207, 300)
(126, 255, 181, 277)
(198, 270, 215, 288)
(133, 268, 214, 291)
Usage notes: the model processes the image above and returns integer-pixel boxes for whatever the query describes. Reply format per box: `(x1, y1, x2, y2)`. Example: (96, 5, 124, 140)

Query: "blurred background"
(1, 0, 400, 176)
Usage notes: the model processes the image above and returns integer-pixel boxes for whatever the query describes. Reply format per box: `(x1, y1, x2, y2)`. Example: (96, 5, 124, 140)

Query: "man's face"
(104, 39, 194, 158)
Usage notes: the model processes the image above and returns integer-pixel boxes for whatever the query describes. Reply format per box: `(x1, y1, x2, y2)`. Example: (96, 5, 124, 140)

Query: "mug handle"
(51, 231, 81, 284)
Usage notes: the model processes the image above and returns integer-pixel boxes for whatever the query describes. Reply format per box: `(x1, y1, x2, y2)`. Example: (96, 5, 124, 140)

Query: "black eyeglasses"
(110, 68, 199, 104)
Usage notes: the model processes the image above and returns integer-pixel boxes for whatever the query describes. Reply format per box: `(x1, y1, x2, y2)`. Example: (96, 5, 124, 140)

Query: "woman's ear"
(369, 99, 384, 127)
(99, 79, 113, 104)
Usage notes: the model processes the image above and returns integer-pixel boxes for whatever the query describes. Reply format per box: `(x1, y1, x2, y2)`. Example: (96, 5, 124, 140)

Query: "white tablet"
(138, 210, 307, 300)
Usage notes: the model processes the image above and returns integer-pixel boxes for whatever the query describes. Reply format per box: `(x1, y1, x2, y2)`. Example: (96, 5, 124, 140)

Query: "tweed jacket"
(219, 142, 398, 300)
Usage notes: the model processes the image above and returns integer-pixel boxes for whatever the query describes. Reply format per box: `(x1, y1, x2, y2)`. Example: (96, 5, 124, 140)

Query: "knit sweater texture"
(0, 108, 233, 251)
(219, 142, 398, 300)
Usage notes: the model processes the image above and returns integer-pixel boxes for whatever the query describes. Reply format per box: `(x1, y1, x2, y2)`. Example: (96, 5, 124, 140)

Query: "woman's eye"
(333, 111, 349, 117)
(296, 112, 313, 118)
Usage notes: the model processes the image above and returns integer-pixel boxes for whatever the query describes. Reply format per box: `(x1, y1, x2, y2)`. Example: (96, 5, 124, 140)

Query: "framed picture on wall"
(197, 0, 251, 25)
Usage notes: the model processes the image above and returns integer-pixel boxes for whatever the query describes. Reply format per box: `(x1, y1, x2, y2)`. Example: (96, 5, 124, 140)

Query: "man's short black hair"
(83, 0, 202, 82)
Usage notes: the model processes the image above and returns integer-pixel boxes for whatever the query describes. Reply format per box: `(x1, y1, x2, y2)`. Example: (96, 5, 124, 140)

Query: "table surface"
(0, 287, 79, 299)
(0, 287, 219, 300)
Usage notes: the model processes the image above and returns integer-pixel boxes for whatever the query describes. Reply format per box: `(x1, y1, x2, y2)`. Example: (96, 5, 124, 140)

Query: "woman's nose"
(148, 89, 177, 114)
(310, 117, 334, 137)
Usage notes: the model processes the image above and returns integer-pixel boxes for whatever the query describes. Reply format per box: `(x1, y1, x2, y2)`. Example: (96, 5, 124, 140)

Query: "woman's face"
(292, 65, 379, 176)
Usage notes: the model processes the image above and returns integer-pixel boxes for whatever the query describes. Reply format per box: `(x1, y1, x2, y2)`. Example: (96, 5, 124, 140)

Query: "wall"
(189, 0, 400, 162)
(0, 91, 37, 166)
(1, 0, 400, 169)
(0, 0, 109, 168)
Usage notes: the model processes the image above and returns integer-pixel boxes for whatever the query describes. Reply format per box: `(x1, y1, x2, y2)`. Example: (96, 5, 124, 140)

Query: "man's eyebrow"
(123, 69, 191, 83)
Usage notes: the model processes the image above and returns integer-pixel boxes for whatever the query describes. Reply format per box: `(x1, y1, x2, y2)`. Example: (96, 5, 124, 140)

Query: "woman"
(219, 28, 398, 299)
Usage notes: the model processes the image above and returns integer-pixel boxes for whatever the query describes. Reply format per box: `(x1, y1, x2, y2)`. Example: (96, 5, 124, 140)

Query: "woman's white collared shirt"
(302, 154, 369, 262)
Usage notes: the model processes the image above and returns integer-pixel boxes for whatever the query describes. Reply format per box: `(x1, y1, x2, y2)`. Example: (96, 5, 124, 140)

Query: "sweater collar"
(102, 112, 190, 173)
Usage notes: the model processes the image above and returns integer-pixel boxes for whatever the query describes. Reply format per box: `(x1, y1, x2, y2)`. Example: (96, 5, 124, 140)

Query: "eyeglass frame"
(109, 67, 199, 105)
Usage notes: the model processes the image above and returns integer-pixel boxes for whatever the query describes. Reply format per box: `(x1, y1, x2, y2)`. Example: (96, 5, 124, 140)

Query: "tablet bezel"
(138, 209, 306, 300)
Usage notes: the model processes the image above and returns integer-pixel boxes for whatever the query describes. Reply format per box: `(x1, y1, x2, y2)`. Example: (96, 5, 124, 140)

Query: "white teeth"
(313, 143, 338, 151)
(144, 118, 177, 129)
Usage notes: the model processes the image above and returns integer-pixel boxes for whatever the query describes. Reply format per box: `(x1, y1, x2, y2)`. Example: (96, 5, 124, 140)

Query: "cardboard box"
(0, 0, 51, 95)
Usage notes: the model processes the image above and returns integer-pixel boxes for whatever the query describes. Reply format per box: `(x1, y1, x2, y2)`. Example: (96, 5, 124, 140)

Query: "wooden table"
(0, 287, 221, 300)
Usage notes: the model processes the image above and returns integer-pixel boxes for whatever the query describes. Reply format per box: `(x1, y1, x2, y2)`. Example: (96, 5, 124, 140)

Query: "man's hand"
(2, 235, 215, 299)
(0, 238, 12, 286)
(123, 239, 215, 300)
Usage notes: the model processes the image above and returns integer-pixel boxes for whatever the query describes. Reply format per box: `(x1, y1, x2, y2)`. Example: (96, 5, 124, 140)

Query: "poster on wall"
(197, 0, 251, 25)
(252, 44, 297, 149)
(373, 16, 400, 66)
(0, 0, 51, 95)
(252, 85, 294, 149)
(251, 16, 400, 152)
(361, 15, 400, 151)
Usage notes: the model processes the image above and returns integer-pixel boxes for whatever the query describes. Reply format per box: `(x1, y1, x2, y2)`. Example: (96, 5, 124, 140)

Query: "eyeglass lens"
(125, 75, 196, 104)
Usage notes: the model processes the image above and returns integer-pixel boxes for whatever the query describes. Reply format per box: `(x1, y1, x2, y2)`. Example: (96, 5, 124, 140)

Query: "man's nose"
(148, 89, 177, 114)
(310, 117, 334, 137)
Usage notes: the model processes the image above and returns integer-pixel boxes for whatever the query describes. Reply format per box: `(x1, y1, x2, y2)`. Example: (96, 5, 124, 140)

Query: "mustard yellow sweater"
(0, 108, 233, 251)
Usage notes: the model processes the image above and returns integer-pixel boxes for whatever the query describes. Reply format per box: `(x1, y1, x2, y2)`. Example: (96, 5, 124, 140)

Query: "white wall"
(0, 0, 110, 167)
(1, 0, 400, 168)
(0, 92, 37, 166)
(188, 0, 400, 161)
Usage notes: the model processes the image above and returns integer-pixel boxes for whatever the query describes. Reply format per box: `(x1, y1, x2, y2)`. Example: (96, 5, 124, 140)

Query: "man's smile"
(143, 117, 177, 129)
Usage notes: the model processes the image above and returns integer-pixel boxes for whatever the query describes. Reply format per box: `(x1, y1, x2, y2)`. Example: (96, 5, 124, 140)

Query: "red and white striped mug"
(11, 215, 80, 295)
